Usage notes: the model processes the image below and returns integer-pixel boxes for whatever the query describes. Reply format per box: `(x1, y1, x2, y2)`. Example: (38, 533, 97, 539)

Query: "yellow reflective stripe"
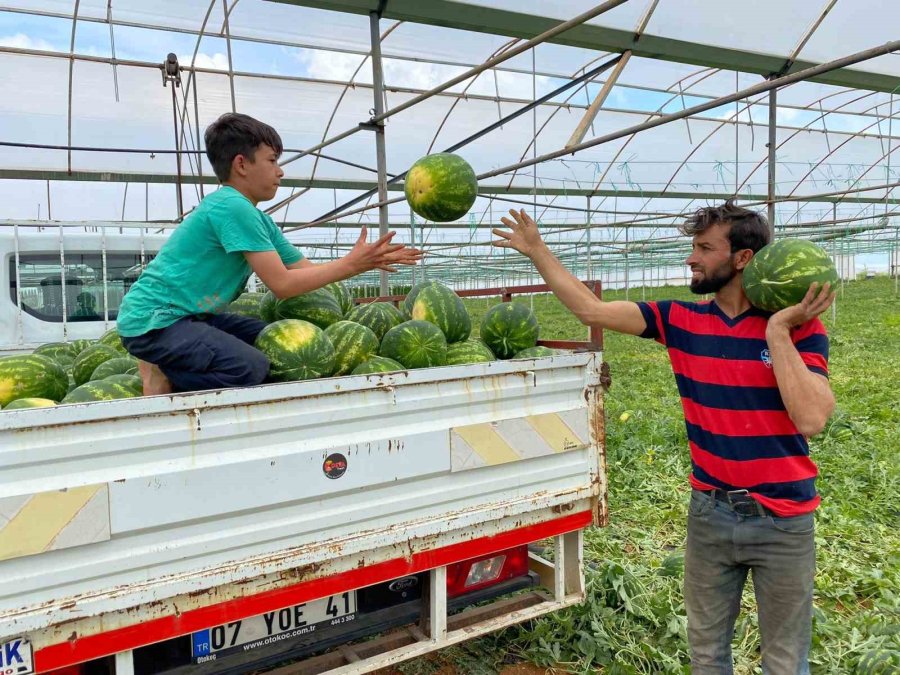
(526, 413, 582, 453)
(453, 424, 519, 466)
(0, 486, 102, 561)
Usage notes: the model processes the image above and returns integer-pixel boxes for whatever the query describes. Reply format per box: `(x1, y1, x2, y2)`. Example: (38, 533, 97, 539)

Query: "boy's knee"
(243, 350, 270, 385)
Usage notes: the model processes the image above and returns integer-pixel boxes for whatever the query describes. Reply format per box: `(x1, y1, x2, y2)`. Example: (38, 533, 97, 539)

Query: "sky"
(0, 1, 897, 273)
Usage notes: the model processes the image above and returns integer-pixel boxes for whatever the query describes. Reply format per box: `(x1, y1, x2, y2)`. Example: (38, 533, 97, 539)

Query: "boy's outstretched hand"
(345, 226, 423, 274)
(492, 209, 546, 258)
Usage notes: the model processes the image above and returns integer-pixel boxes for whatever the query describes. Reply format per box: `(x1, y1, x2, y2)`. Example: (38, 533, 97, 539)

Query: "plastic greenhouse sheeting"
(0, 0, 897, 280)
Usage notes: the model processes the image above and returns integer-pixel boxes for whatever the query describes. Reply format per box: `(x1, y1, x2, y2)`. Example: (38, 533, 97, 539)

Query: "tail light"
(445, 545, 529, 598)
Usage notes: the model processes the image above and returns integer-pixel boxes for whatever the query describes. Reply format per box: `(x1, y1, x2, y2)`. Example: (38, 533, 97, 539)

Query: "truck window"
(8, 252, 153, 322)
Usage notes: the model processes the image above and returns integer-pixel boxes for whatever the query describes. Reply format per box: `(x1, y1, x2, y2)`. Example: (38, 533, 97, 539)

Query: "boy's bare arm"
(493, 209, 647, 336)
(246, 227, 422, 299)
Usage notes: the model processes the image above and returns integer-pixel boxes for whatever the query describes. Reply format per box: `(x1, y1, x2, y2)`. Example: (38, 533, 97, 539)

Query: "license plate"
(191, 591, 356, 662)
(0, 637, 34, 675)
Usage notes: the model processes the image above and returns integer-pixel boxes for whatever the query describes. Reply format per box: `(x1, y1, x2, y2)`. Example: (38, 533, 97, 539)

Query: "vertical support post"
(586, 196, 592, 281)
(170, 77, 184, 220)
(13, 222, 23, 346)
(101, 225, 109, 329)
(369, 10, 390, 297)
(429, 566, 447, 641)
(58, 222, 68, 341)
(552, 534, 567, 601)
(114, 650, 135, 675)
(767, 85, 777, 237)
(563, 529, 585, 597)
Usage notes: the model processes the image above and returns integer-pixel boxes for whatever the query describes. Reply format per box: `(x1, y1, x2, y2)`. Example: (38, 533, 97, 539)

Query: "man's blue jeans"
(684, 489, 815, 675)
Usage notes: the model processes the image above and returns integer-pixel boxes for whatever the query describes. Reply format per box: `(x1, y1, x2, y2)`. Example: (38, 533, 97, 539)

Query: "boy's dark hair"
(204, 113, 283, 182)
(680, 199, 771, 253)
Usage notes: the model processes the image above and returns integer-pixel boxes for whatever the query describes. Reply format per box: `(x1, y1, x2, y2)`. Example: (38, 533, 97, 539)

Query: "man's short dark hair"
(204, 113, 283, 182)
(680, 199, 771, 253)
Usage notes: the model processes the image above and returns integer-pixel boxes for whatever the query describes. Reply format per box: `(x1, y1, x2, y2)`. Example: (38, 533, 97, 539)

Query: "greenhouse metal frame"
(1, 0, 899, 296)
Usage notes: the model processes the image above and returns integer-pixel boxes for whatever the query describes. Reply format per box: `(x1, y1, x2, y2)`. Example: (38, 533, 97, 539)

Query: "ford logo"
(388, 576, 419, 592)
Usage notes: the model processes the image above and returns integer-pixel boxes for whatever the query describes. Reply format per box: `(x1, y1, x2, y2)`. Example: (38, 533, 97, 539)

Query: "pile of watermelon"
(0, 281, 562, 410)
(251, 279, 562, 384)
(0, 327, 142, 410)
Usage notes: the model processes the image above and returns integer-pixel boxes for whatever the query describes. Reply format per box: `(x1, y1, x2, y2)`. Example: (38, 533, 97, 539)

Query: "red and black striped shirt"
(637, 300, 829, 516)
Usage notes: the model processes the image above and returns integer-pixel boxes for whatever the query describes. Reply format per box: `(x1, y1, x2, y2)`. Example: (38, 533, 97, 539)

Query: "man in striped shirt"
(493, 202, 835, 674)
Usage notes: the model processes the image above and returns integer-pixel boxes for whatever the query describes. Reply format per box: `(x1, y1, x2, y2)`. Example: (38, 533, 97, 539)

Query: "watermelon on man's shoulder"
(743, 239, 839, 312)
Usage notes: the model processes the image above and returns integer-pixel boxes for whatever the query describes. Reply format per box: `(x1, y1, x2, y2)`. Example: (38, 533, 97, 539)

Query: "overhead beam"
(4, 169, 900, 204)
(269, 0, 900, 93)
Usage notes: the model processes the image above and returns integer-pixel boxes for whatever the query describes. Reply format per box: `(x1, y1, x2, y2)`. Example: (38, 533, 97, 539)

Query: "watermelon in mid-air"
(404, 153, 478, 223)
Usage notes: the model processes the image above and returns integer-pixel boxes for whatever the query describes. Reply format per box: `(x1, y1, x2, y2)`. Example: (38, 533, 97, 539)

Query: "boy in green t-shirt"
(118, 113, 421, 395)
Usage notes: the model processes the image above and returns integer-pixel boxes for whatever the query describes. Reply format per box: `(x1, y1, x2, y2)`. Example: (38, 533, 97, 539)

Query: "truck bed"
(0, 353, 605, 667)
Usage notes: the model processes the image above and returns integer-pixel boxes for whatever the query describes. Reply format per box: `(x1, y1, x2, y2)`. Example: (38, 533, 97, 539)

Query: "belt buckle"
(725, 489, 750, 504)
(726, 489, 760, 516)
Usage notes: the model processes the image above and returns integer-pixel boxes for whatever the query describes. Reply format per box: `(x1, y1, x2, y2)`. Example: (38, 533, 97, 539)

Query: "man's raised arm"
(493, 209, 648, 336)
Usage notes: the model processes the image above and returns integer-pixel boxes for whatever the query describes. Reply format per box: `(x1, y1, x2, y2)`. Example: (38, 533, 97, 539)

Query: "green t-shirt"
(117, 186, 303, 337)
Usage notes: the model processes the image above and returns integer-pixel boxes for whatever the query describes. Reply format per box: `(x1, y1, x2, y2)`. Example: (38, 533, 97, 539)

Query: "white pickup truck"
(0, 223, 608, 675)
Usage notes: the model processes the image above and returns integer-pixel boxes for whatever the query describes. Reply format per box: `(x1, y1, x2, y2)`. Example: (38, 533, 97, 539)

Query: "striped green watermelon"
(223, 292, 265, 319)
(0, 354, 68, 406)
(89, 357, 139, 381)
(255, 319, 336, 381)
(73, 344, 120, 386)
(69, 339, 95, 355)
(402, 280, 443, 319)
(380, 320, 448, 369)
(62, 379, 140, 404)
(49, 352, 76, 369)
(102, 373, 144, 396)
(409, 282, 471, 343)
(514, 346, 559, 359)
(274, 288, 344, 329)
(33, 342, 78, 361)
(324, 321, 380, 376)
(351, 356, 405, 375)
(4, 397, 57, 410)
(743, 239, 839, 312)
(346, 302, 405, 341)
(480, 302, 540, 359)
(326, 281, 353, 316)
(404, 153, 478, 222)
(445, 340, 496, 365)
(98, 327, 128, 354)
(260, 290, 279, 323)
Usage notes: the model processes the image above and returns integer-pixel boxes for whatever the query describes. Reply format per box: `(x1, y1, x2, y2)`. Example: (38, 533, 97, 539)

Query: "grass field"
(402, 275, 900, 674)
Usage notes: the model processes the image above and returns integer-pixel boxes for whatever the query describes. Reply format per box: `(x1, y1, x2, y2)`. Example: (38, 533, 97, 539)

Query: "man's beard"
(690, 259, 737, 294)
